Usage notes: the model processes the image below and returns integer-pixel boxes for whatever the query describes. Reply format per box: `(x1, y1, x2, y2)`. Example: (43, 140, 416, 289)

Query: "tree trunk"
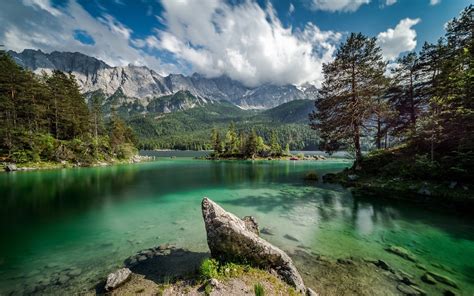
(376, 117, 382, 149)
(353, 124, 362, 163)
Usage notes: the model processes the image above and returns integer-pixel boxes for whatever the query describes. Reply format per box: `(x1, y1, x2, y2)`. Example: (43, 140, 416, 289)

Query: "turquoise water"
(0, 159, 473, 295)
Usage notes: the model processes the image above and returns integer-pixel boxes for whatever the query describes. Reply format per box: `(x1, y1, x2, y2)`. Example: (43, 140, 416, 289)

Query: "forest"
(0, 52, 137, 165)
(310, 5, 473, 184)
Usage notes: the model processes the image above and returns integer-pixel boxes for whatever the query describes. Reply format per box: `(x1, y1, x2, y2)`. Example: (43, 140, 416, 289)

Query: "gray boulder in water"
(201, 197, 307, 294)
(105, 268, 131, 291)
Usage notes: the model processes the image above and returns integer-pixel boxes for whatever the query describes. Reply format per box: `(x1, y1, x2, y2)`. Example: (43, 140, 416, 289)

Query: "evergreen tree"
(310, 33, 387, 162)
(224, 122, 239, 156)
(245, 129, 259, 158)
(269, 131, 282, 156)
(387, 52, 425, 135)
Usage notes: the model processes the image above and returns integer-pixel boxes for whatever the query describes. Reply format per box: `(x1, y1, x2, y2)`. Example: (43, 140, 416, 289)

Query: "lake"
(0, 158, 473, 295)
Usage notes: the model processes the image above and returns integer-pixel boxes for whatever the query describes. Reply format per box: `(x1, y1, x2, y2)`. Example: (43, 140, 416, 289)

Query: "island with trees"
(310, 5, 473, 210)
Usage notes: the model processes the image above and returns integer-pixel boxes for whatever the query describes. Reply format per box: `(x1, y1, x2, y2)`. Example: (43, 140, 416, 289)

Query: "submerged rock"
(201, 197, 307, 294)
(284, 234, 300, 242)
(427, 271, 458, 288)
(421, 273, 436, 285)
(261, 227, 275, 235)
(397, 283, 422, 295)
(105, 268, 131, 291)
(385, 246, 417, 262)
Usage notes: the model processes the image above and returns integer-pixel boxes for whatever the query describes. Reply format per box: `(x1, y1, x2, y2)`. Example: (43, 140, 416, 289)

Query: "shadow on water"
(222, 181, 474, 242)
(94, 247, 208, 293)
(128, 249, 208, 284)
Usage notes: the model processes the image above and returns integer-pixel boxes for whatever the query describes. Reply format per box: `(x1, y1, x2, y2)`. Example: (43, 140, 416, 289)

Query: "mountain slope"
(261, 100, 315, 123)
(129, 99, 319, 150)
(8, 49, 316, 110)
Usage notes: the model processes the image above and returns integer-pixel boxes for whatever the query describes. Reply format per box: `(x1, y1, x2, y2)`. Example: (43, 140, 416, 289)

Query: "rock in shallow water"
(105, 268, 131, 291)
(201, 197, 307, 294)
(385, 245, 417, 262)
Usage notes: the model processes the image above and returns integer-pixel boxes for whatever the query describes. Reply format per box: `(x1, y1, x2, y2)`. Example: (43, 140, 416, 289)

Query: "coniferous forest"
(0, 51, 137, 165)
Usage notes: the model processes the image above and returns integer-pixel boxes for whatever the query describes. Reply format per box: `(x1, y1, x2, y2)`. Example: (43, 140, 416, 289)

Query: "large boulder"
(201, 197, 307, 294)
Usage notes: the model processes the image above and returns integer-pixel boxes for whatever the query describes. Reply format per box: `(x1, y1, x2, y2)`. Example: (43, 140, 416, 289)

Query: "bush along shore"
(323, 147, 474, 214)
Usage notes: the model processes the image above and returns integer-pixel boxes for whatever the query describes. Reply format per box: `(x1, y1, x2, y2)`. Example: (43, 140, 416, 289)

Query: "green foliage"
(254, 283, 265, 296)
(204, 283, 212, 296)
(129, 100, 319, 151)
(309, 32, 387, 162)
(11, 150, 33, 163)
(0, 51, 137, 163)
(210, 124, 291, 159)
(311, 5, 473, 185)
(199, 258, 219, 280)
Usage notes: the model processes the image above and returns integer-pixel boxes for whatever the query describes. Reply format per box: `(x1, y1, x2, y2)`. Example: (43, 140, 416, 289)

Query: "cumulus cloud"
(309, 0, 371, 12)
(0, 0, 178, 75)
(377, 18, 420, 61)
(136, 0, 341, 87)
(430, 0, 441, 5)
(385, 0, 397, 6)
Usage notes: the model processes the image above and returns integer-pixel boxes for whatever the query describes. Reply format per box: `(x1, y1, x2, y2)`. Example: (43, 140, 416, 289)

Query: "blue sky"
(0, 0, 471, 86)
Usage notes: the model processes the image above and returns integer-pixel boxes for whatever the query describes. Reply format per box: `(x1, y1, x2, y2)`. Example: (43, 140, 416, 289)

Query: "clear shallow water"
(0, 159, 473, 295)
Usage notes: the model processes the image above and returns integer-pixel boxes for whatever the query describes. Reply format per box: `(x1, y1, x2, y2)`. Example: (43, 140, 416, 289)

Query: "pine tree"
(245, 129, 259, 159)
(269, 130, 282, 156)
(310, 33, 387, 162)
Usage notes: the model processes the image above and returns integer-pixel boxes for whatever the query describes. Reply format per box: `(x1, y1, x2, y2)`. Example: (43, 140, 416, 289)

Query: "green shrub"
(254, 283, 265, 296)
(199, 258, 219, 280)
(115, 143, 137, 160)
(36, 133, 57, 160)
(11, 150, 33, 163)
(204, 283, 213, 296)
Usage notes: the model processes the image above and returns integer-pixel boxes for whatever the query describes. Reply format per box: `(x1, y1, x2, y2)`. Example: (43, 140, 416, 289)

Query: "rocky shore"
(88, 198, 463, 296)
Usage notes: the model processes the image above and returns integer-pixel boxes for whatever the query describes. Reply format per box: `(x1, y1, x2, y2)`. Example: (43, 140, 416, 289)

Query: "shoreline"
(1, 155, 154, 173)
(324, 171, 474, 214)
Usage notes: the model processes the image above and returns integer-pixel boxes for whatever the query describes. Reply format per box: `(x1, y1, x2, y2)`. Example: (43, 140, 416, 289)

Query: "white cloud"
(430, 0, 441, 5)
(309, 0, 371, 12)
(22, 0, 61, 16)
(289, 3, 295, 14)
(0, 0, 178, 75)
(385, 0, 397, 6)
(377, 18, 420, 61)
(136, 0, 341, 87)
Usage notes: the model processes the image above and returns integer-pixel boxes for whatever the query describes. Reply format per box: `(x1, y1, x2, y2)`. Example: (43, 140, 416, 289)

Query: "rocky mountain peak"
(8, 49, 317, 111)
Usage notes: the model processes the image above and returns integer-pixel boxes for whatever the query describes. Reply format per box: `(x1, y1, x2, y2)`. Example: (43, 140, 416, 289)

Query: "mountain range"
(8, 49, 317, 111)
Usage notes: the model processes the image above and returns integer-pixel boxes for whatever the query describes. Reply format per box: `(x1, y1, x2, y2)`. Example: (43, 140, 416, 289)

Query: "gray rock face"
(242, 216, 259, 235)
(8, 49, 315, 110)
(105, 268, 131, 291)
(201, 197, 307, 294)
